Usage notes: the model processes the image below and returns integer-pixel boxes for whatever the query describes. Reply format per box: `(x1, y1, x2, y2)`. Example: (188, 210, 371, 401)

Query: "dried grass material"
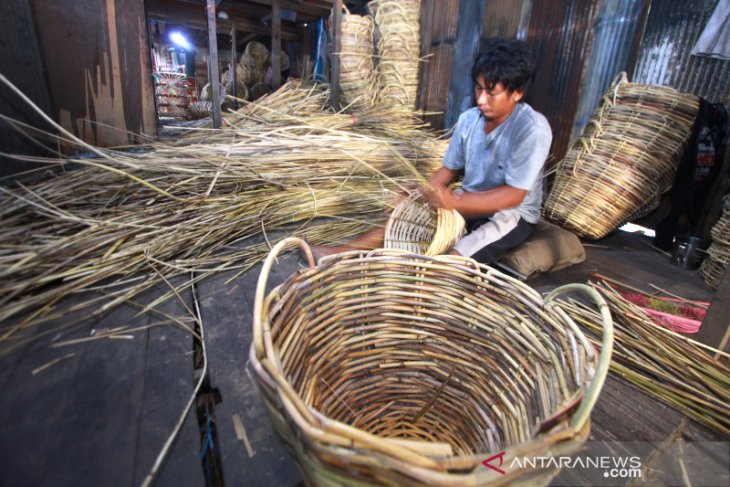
(242, 41, 269, 70)
(560, 280, 730, 436)
(366, 1, 381, 60)
(543, 73, 699, 239)
(0, 77, 449, 345)
(374, 0, 421, 108)
(251, 239, 614, 486)
(333, 9, 377, 110)
(384, 193, 464, 255)
(699, 195, 730, 289)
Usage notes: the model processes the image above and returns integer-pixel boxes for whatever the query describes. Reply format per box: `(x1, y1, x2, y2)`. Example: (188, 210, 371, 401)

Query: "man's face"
(474, 74, 524, 127)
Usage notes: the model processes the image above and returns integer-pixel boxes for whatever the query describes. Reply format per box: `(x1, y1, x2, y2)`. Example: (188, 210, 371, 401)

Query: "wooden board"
(31, 0, 156, 148)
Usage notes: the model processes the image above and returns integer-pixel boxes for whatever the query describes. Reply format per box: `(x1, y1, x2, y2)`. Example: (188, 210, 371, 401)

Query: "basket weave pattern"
(384, 194, 465, 255)
(699, 196, 730, 289)
(543, 74, 699, 239)
(373, 0, 421, 108)
(335, 10, 378, 110)
(251, 239, 613, 486)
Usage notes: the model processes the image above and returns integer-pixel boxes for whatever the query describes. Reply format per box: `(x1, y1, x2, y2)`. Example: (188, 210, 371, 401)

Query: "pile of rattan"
(251, 238, 614, 486)
(0, 76, 451, 352)
(561, 279, 730, 436)
(334, 8, 377, 110)
(373, 0, 421, 108)
(699, 196, 730, 289)
(543, 73, 699, 239)
(384, 193, 465, 255)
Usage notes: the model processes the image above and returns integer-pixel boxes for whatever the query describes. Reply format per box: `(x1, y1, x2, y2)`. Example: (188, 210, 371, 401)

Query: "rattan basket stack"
(543, 73, 699, 239)
(251, 238, 614, 486)
(334, 8, 378, 110)
(372, 0, 421, 108)
(699, 196, 730, 289)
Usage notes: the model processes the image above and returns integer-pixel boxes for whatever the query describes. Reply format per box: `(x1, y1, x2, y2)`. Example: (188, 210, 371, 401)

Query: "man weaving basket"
(311, 38, 552, 263)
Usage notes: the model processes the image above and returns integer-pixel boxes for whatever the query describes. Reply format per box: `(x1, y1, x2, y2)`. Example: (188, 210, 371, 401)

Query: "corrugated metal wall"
(419, 0, 729, 151)
(633, 0, 730, 105)
(570, 0, 646, 144)
(417, 0, 460, 130)
(482, 0, 528, 38)
(445, 0, 485, 128)
(525, 0, 600, 161)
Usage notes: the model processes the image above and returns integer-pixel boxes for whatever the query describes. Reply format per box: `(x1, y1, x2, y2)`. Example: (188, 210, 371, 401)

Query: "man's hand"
(420, 184, 456, 210)
(383, 188, 411, 213)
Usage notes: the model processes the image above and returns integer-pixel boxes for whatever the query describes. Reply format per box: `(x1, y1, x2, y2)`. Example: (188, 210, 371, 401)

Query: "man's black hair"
(471, 38, 536, 97)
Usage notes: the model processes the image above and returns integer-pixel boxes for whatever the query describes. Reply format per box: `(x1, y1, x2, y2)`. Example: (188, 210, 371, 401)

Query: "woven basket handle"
(545, 283, 614, 431)
(253, 237, 315, 357)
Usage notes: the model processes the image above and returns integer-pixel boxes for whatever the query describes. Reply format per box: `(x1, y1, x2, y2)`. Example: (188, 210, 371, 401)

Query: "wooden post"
(271, 0, 281, 89)
(206, 0, 222, 128)
(330, 0, 342, 110)
(230, 23, 238, 109)
(696, 266, 730, 354)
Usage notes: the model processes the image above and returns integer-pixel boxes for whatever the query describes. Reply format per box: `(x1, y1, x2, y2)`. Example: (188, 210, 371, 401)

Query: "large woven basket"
(384, 193, 465, 255)
(543, 73, 699, 239)
(250, 238, 614, 486)
(242, 41, 270, 71)
(333, 7, 378, 110)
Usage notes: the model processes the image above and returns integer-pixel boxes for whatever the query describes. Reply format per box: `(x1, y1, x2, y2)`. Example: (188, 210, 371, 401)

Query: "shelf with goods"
(153, 72, 197, 119)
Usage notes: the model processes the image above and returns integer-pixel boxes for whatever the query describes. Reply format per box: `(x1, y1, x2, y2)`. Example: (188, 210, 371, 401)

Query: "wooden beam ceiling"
(232, 0, 333, 19)
(146, 0, 307, 42)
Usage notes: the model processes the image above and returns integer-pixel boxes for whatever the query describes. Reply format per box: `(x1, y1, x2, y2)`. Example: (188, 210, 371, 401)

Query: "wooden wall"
(417, 0, 460, 131)
(31, 0, 156, 148)
(0, 0, 53, 177)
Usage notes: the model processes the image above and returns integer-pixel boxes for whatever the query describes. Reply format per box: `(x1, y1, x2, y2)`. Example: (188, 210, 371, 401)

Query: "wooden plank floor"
(0, 230, 725, 486)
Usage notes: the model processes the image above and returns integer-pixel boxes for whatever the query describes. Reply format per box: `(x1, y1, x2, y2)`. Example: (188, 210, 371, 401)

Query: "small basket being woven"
(384, 193, 465, 255)
(250, 238, 614, 486)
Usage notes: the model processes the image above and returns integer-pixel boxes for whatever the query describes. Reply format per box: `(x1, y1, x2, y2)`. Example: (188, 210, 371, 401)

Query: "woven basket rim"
(250, 238, 615, 485)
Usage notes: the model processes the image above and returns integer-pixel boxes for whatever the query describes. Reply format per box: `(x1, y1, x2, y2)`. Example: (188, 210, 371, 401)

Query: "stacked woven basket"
(699, 196, 730, 289)
(543, 73, 699, 239)
(221, 67, 250, 100)
(251, 238, 614, 486)
(372, 0, 421, 108)
(241, 41, 270, 85)
(334, 8, 378, 110)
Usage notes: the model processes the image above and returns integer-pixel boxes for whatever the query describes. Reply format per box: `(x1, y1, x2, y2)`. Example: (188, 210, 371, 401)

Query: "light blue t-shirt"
(442, 104, 552, 224)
